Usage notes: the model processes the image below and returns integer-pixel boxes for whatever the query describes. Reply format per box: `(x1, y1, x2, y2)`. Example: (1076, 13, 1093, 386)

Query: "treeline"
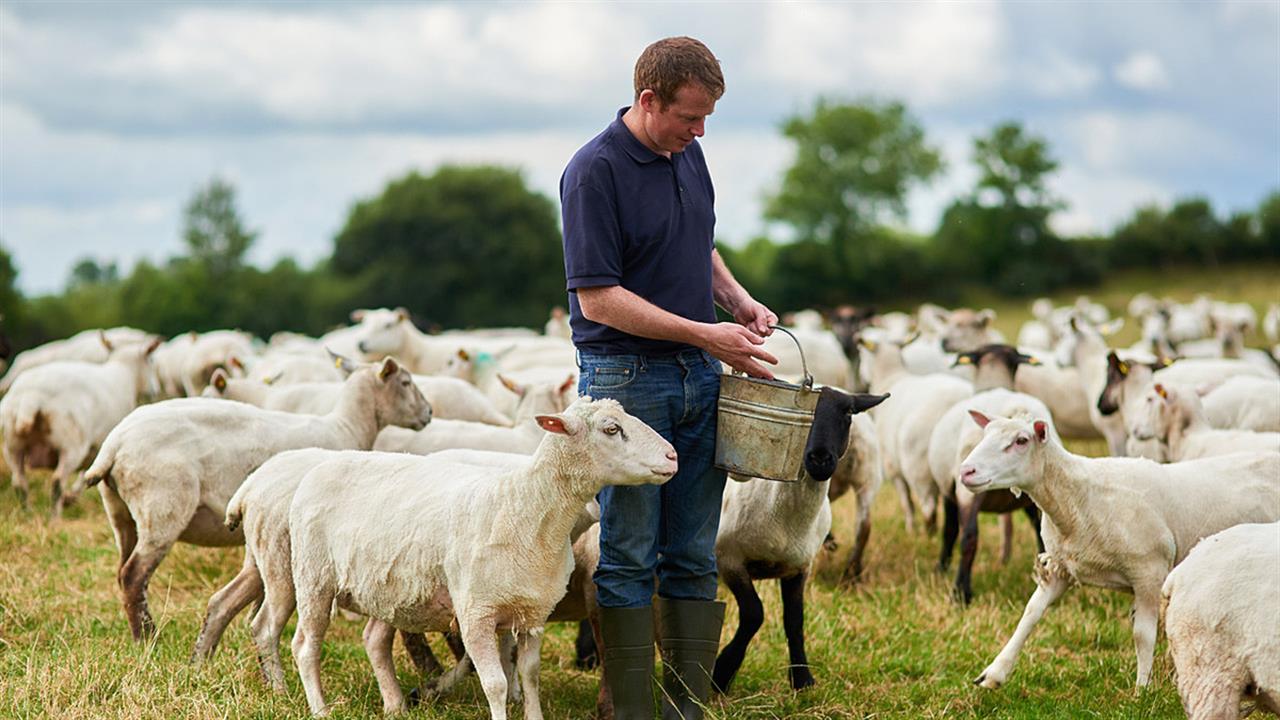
(2, 98, 1278, 353)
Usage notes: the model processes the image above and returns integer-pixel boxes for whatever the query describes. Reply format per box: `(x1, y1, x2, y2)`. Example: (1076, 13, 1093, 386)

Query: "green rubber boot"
(599, 605, 656, 720)
(657, 598, 726, 720)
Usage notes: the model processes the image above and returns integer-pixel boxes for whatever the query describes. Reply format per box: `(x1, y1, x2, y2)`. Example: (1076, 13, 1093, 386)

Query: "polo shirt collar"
(612, 106, 666, 164)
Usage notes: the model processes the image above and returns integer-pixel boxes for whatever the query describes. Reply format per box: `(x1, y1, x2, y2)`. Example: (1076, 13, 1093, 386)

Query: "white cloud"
(1060, 111, 1242, 174)
(1114, 52, 1171, 91)
(1021, 49, 1101, 98)
(752, 2, 1009, 108)
(1050, 167, 1169, 236)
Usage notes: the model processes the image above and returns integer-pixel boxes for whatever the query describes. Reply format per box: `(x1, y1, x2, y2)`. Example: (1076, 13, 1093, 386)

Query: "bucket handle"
(734, 324, 813, 389)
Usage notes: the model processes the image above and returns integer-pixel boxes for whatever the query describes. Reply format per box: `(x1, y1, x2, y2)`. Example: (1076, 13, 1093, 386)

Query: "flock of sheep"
(0, 294, 1277, 719)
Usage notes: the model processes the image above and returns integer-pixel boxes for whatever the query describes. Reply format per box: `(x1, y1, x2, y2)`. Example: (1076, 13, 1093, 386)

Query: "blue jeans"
(577, 348, 727, 609)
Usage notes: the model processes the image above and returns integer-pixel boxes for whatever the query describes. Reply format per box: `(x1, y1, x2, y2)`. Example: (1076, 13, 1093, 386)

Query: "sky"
(1, 1, 1277, 295)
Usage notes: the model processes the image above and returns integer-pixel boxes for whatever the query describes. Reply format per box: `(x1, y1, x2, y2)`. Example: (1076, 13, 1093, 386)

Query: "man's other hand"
(734, 301, 778, 338)
(703, 322, 778, 379)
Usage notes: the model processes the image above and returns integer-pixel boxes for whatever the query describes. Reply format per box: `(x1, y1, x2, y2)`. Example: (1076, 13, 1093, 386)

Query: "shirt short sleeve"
(562, 181, 623, 291)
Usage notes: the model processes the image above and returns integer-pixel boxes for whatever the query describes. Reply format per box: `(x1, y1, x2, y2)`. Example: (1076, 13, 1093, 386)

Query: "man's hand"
(703, 322, 778, 379)
(733, 300, 778, 338)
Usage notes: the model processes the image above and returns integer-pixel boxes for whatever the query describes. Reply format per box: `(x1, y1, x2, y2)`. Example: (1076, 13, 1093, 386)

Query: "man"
(560, 36, 779, 720)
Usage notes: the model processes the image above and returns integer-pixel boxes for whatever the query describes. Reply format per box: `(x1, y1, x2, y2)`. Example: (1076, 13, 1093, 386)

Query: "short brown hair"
(633, 37, 725, 106)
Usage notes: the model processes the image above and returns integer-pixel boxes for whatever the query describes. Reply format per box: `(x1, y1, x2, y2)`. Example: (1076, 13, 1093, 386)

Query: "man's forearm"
(710, 248, 751, 316)
(577, 285, 706, 346)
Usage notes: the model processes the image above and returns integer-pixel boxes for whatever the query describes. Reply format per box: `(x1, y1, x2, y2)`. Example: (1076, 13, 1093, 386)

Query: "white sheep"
(0, 326, 152, 395)
(0, 333, 159, 515)
(81, 357, 431, 640)
(354, 310, 572, 376)
(178, 330, 257, 397)
(1199, 375, 1280, 432)
(1162, 521, 1280, 719)
(957, 413, 1280, 689)
(374, 375, 571, 455)
(284, 397, 677, 718)
(860, 336, 972, 533)
(1265, 303, 1280, 345)
(1126, 382, 1280, 461)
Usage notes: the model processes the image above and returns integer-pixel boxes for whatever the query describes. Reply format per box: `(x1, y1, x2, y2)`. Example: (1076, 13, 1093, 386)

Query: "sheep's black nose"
(804, 450, 835, 482)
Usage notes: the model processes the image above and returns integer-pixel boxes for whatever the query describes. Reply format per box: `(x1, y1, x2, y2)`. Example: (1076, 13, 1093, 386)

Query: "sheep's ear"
(559, 374, 576, 396)
(1099, 318, 1125, 337)
(99, 330, 114, 352)
(857, 337, 878, 352)
(456, 348, 471, 362)
(394, 307, 410, 323)
(1108, 352, 1129, 377)
(1033, 420, 1049, 443)
(378, 357, 400, 381)
(229, 355, 246, 372)
(536, 414, 580, 436)
(1154, 383, 1169, 401)
(968, 409, 992, 428)
(1069, 315, 1081, 333)
(350, 309, 367, 322)
(977, 309, 996, 327)
(499, 374, 525, 397)
(899, 330, 921, 347)
(326, 348, 359, 377)
(953, 352, 975, 367)
(1017, 352, 1041, 366)
(145, 338, 163, 356)
(853, 393, 889, 414)
(263, 371, 284, 386)
(211, 368, 229, 393)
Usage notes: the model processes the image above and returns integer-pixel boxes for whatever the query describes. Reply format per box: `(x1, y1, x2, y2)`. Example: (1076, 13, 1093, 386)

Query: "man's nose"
(691, 120, 705, 137)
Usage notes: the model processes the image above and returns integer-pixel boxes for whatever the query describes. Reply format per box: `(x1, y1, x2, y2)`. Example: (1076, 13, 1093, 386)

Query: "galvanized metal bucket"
(714, 326, 819, 482)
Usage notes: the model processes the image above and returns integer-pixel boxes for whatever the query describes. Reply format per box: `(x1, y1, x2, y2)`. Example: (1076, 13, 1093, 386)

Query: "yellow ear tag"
(1118, 361, 1130, 375)
(334, 358, 343, 369)
(957, 355, 972, 365)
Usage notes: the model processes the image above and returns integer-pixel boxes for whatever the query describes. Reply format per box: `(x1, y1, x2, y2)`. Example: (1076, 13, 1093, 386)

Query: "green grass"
(0, 442, 1183, 719)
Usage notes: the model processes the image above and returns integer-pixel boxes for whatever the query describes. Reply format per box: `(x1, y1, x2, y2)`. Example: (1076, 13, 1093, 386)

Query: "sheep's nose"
(666, 450, 678, 462)
(357, 341, 367, 353)
(959, 466, 977, 483)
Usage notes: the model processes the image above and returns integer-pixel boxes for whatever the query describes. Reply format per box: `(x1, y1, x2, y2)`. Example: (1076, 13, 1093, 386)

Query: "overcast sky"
(2, 1, 1277, 295)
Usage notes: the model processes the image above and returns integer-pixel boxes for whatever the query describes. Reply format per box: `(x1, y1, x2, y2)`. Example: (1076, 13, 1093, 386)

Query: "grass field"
(6, 263, 1275, 719)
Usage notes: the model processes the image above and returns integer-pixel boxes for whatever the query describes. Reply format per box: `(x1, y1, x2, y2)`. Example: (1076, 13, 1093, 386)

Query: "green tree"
(972, 122, 1061, 210)
(763, 98, 943, 305)
(68, 257, 119, 288)
(331, 165, 564, 329)
(0, 244, 23, 351)
(183, 177, 256, 277)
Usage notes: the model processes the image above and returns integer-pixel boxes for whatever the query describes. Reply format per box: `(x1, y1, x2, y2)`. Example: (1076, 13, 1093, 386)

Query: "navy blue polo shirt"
(560, 107, 717, 355)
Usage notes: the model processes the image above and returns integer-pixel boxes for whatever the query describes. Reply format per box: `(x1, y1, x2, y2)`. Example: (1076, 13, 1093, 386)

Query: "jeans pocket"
(586, 365, 636, 391)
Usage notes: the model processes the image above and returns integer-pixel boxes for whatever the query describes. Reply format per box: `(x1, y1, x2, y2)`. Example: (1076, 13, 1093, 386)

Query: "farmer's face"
(638, 83, 716, 155)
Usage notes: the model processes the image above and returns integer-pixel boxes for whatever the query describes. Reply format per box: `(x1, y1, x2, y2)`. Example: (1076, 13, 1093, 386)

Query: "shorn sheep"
(712, 388, 888, 694)
(282, 397, 676, 718)
(1163, 521, 1280, 720)
(957, 413, 1280, 689)
(82, 357, 431, 639)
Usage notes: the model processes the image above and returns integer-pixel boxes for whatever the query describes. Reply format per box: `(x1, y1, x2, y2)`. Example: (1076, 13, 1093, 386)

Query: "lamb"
(957, 413, 1280, 689)
(1126, 383, 1280, 461)
(0, 326, 152, 394)
(929, 345, 1049, 603)
(81, 356, 431, 640)
(374, 374, 572, 455)
(860, 335, 972, 533)
(712, 388, 887, 695)
(1162, 521, 1280, 719)
(283, 397, 677, 718)
(205, 357, 511, 425)
(0, 333, 160, 515)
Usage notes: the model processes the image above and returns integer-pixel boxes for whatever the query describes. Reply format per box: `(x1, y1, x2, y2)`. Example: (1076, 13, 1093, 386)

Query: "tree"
(183, 177, 256, 277)
(972, 122, 1061, 210)
(331, 165, 564, 329)
(68, 257, 119, 288)
(763, 98, 943, 304)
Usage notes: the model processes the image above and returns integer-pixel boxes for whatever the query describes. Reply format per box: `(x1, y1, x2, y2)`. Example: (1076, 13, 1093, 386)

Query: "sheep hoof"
(789, 668, 816, 691)
(974, 672, 1002, 689)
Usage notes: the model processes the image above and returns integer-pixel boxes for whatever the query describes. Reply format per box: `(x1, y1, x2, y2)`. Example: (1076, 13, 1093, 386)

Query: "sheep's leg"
(119, 535, 176, 641)
(840, 482, 876, 586)
(363, 619, 407, 715)
(1132, 586, 1161, 688)
(424, 650, 473, 698)
(99, 481, 136, 571)
(574, 618, 599, 670)
(998, 515, 1014, 565)
(954, 492, 987, 605)
(936, 495, 960, 573)
(292, 585, 335, 716)
(711, 569, 763, 695)
(1024, 505, 1045, 553)
(50, 446, 86, 518)
(974, 555, 1071, 689)
(516, 628, 545, 720)
(192, 555, 263, 663)
(251, 561, 296, 692)
(893, 474, 918, 534)
(589, 615, 614, 720)
(780, 573, 814, 690)
(400, 631, 442, 687)
(4, 444, 29, 508)
(501, 631, 522, 705)
(460, 617, 509, 720)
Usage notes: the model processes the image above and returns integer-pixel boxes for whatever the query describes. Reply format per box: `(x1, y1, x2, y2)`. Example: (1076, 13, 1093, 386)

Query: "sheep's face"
(371, 357, 432, 431)
(353, 309, 409, 358)
(957, 413, 1048, 493)
(538, 397, 677, 489)
(803, 388, 888, 482)
(939, 309, 998, 353)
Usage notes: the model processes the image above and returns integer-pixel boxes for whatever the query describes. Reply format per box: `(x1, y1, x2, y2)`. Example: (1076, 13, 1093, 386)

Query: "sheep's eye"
(1015, 436, 1029, 446)
(603, 424, 620, 436)
(401, 380, 411, 387)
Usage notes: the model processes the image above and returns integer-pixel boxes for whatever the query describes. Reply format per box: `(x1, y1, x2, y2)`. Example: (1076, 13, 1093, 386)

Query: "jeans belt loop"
(638, 354, 648, 373)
